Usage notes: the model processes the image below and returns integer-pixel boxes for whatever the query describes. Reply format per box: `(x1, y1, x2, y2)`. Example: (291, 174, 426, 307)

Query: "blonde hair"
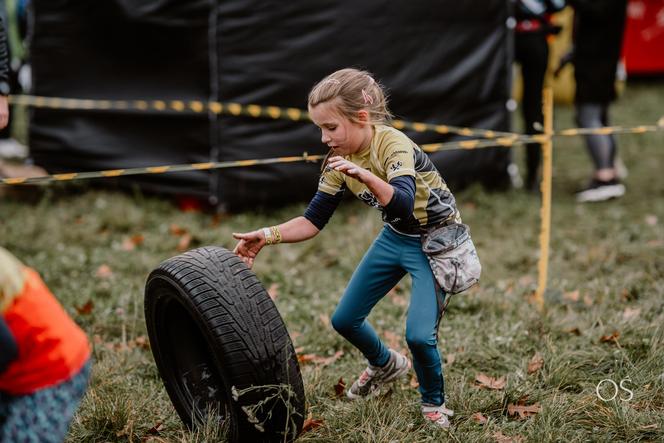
(308, 68, 392, 124)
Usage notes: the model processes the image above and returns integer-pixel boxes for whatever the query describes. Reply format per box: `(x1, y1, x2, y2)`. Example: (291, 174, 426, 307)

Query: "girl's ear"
(357, 109, 370, 123)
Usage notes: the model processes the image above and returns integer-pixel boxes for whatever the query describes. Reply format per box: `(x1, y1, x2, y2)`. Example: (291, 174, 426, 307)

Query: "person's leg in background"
(515, 31, 549, 191)
(575, 102, 625, 202)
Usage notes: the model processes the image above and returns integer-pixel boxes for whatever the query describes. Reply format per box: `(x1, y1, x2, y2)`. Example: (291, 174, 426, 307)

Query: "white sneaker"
(422, 403, 454, 429)
(346, 349, 411, 399)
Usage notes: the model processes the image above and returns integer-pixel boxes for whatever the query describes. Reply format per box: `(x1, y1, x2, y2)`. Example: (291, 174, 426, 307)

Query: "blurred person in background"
(566, 0, 628, 202)
(0, 247, 92, 443)
(0, 0, 29, 159)
(514, 0, 566, 191)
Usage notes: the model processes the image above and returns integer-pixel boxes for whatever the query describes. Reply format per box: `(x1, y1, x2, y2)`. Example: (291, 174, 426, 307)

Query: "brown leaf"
(333, 377, 346, 398)
(121, 237, 137, 251)
(267, 283, 280, 301)
(527, 352, 544, 374)
(471, 412, 488, 425)
(169, 224, 188, 236)
(507, 402, 541, 419)
(96, 264, 113, 279)
(75, 300, 94, 315)
(446, 353, 456, 366)
(297, 350, 343, 366)
(583, 294, 593, 306)
(622, 307, 641, 321)
(600, 331, 620, 344)
(493, 431, 524, 443)
(563, 290, 580, 302)
(176, 233, 192, 252)
(301, 414, 324, 433)
(645, 214, 658, 226)
(132, 335, 150, 350)
(146, 422, 164, 435)
(410, 374, 419, 389)
(475, 373, 506, 390)
(565, 327, 581, 336)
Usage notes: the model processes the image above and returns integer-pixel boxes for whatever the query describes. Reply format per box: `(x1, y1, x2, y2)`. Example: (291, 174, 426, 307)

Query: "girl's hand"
(327, 156, 369, 183)
(232, 230, 265, 268)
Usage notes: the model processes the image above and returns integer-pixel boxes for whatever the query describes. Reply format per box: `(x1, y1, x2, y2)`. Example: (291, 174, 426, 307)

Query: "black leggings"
(575, 103, 617, 170)
(515, 31, 549, 187)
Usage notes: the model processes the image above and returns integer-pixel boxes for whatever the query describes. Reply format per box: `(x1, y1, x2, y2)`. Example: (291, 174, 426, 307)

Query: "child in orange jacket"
(0, 247, 91, 443)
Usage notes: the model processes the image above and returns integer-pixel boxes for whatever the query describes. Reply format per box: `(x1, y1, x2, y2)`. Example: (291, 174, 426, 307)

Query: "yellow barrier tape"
(10, 94, 662, 141)
(0, 154, 325, 186)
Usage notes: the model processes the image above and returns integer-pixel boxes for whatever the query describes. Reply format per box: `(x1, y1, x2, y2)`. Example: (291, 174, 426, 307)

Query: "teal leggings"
(331, 226, 446, 405)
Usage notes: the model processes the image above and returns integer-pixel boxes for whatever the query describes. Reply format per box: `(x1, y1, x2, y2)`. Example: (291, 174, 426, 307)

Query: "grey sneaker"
(422, 403, 454, 429)
(347, 349, 411, 399)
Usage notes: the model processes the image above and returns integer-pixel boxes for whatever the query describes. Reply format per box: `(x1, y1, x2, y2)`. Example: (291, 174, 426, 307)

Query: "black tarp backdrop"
(30, 0, 513, 210)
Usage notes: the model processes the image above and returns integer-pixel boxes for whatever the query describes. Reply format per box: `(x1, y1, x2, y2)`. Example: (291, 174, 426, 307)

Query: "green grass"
(1, 82, 663, 442)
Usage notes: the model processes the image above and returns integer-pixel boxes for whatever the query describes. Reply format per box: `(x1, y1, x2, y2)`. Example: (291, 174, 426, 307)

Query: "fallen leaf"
(267, 283, 280, 301)
(507, 402, 541, 419)
(446, 353, 456, 366)
(410, 374, 419, 388)
(475, 373, 506, 390)
(297, 350, 343, 366)
(493, 431, 524, 443)
(169, 224, 188, 236)
(96, 264, 113, 279)
(122, 234, 145, 251)
(647, 239, 664, 247)
(333, 378, 346, 397)
(146, 422, 164, 435)
(75, 300, 94, 315)
(472, 412, 488, 425)
(177, 233, 192, 252)
(132, 335, 150, 349)
(527, 352, 544, 374)
(600, 331, 620, 344)
(645, 214, 658, 226)
(290, 331, 301, 342)
(565, 327, 581, 336)
(583, 294, 593, 306)
(294, 346, 305, 354)
(622, 307, 641, 321)
(563, 290, 580, 302)
(301, 414, 324, 433)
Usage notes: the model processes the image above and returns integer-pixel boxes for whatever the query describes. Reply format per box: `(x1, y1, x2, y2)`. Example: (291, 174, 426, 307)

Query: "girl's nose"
(321, 132, 331, 144)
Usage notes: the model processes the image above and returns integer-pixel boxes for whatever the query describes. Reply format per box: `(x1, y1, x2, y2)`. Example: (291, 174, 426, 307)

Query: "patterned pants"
(0, 360, 91, 443)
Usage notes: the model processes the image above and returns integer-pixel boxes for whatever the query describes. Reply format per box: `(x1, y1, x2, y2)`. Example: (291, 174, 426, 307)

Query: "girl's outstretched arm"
(232, 216, 319, 268)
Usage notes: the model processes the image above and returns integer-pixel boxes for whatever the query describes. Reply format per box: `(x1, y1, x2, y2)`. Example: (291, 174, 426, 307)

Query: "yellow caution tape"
(1, 154, 324, 186)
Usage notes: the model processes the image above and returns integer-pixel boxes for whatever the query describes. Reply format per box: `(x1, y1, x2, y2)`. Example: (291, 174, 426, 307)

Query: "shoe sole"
(576, 184, 625, 203)
(346, 358, 412, 400)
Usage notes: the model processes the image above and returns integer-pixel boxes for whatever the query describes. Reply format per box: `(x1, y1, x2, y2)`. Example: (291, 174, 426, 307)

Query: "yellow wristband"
(270, 226, 282, 244)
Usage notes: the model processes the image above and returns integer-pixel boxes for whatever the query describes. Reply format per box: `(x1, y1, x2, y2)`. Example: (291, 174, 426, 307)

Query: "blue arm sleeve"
(303, 190, 344, 231)
(0, 316, 18, 373)
(384, 175, 416, 220)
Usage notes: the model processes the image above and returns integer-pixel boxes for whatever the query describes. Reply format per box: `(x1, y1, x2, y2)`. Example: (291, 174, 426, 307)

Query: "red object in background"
(623, 0, 664, 74)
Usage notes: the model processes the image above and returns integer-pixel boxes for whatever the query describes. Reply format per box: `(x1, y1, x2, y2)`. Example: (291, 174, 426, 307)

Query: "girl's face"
(309, 100, 371, 156)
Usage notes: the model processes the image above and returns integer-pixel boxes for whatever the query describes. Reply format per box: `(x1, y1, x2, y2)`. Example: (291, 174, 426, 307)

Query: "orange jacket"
(0, 260, 91, 395)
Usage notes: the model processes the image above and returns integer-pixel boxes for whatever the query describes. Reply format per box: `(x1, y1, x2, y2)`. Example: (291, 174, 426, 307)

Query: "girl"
(233, 68, 461, 428)
(0, 247, 91, 442)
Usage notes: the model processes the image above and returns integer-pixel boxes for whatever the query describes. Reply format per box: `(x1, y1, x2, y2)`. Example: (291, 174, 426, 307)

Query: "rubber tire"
(144, 246, 305, 442)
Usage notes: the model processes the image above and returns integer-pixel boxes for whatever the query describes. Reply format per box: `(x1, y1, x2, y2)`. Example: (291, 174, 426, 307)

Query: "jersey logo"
(390, 161, 403, 173)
